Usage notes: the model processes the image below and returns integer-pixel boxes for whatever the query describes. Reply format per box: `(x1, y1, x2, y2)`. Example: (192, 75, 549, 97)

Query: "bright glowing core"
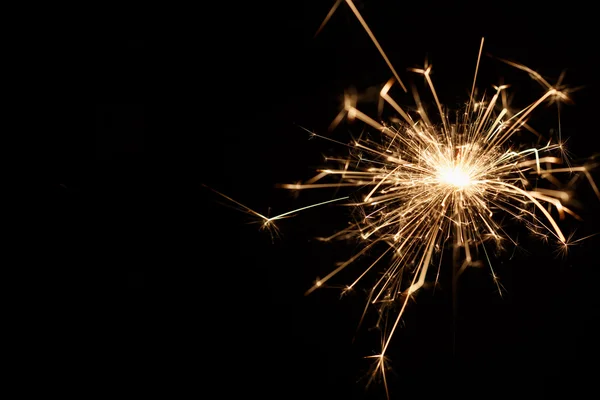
(439, 167, 472, 188)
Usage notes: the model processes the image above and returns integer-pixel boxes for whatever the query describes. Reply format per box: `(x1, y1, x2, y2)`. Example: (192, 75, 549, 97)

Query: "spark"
(202, 184, 349, 239)
(273, 0, 599, 397)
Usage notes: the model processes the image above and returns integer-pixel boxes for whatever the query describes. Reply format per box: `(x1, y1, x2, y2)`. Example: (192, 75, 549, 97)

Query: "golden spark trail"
(202, 184, 349, 231)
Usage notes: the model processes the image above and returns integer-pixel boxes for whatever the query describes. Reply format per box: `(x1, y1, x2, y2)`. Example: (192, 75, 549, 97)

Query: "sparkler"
(205, 1, 598, 397)
(278, 0, 598, 397)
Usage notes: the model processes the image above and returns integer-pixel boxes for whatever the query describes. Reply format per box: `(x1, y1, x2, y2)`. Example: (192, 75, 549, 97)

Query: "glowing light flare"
(438, 165, 473, 189)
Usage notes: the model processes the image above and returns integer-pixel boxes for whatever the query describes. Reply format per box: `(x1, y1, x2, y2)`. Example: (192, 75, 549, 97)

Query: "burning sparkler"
(277, 0, 598, 397)
(205, 1, 598, 397)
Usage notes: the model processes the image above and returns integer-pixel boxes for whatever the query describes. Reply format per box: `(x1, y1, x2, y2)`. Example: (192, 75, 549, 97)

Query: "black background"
(92, 1, 600, 398)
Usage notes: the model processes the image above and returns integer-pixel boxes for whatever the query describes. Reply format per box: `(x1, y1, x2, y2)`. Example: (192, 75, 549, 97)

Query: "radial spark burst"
(273, 0, 598, 397)
(205, 1, 598, 397)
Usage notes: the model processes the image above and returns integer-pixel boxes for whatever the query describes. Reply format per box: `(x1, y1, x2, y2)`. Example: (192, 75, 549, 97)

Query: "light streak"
(202, 183, 349, 239)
